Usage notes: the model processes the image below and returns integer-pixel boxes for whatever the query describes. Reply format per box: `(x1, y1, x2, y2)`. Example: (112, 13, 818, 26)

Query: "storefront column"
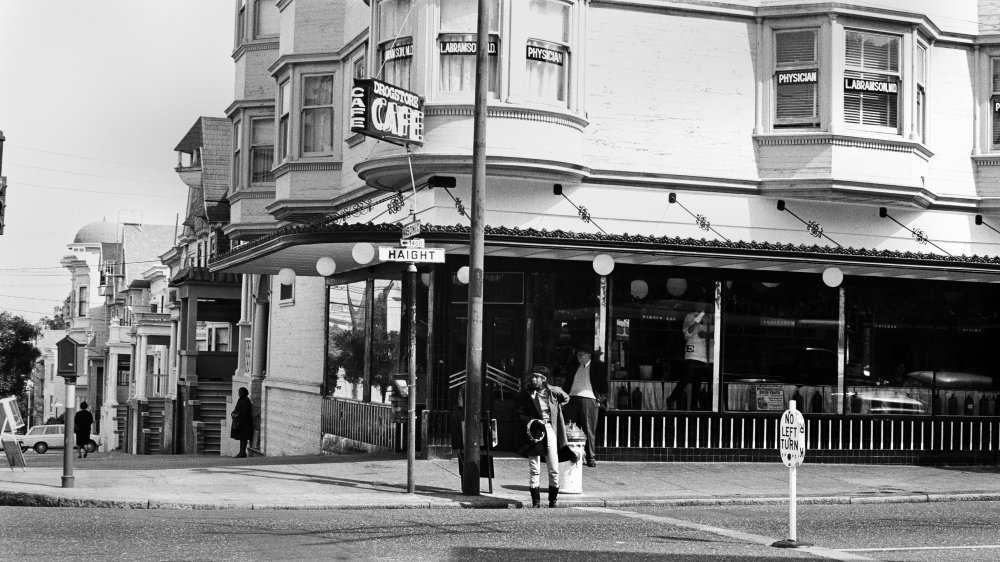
(595, 275, 608, 355)
(363, 276, 374, 403)
(712, 281, 722, 412)
(836, 286, 846, 414)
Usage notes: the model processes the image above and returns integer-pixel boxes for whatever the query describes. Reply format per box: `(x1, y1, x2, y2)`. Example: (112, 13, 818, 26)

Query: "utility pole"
(462, 0, 490, 496)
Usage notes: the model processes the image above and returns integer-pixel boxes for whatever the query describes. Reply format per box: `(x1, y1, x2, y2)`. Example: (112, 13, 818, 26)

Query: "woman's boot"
(529, 487, 541, 508)
(548, 486, 559, 508)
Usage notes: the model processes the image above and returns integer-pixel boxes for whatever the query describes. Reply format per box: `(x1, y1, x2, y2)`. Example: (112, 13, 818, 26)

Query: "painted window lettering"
(525, 45, 564, 66)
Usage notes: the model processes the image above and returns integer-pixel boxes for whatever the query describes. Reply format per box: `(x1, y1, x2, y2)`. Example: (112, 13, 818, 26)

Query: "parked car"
(16, 424, 99, 454)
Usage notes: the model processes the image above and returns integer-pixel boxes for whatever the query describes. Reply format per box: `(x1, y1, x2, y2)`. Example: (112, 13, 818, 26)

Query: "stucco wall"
(261, 275, 326, 455)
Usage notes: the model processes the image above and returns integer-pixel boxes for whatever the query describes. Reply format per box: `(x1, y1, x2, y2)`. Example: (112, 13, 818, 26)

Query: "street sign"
(779, 403, 806, 468)
(379, 246, 446, 263)
(400, 238, 425, 248)
(401, 220, 421, 239)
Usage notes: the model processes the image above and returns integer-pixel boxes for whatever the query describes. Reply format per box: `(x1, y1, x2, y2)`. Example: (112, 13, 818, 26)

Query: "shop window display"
(846, 279, 1000, 416)
(722, 278, 839, 413)
(607, 272, 716, 411)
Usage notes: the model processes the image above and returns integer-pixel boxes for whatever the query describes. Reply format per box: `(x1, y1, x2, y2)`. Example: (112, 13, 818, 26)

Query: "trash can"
(559, 423, 587, 494)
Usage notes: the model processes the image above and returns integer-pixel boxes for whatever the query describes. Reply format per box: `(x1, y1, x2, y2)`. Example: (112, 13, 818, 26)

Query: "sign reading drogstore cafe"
(350, 78, 424, 146)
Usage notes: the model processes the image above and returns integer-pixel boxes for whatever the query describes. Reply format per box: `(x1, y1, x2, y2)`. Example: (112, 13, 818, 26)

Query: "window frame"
(300, 73, 336, 156)
(773, 28, 820, 128)
(232, 119, 243, 191)
(436, 0, 501, 97)
(253, 0, 279, 39)
(377, 0, 415, 90)
(524, 0, 573, 107)
(78, 286, 88, 318)
(991, 57, 1000, 150)
(249, 117, 275, 185)
(277, 80, 291, 162)
(843, 28, 902, 133)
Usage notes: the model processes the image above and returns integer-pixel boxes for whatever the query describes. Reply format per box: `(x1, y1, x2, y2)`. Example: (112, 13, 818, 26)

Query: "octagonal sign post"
(772, 400, 811, 549)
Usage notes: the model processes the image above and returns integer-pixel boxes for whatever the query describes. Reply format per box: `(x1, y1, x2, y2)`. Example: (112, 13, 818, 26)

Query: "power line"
(0, 258, 170, 272)
(6, 143, 176, 172)
(8, 162, 182, 186)
(0, 294, 66, 302)
(11, 180, 186, 199)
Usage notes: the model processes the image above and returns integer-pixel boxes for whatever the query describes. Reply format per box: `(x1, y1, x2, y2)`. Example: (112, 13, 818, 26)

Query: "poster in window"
(755, 385, 785, 411)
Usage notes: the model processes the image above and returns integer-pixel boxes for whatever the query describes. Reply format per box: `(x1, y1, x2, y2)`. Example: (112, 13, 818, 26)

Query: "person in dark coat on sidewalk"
(74, 401, 94, 459)
(515, 365, 576, 508)
(562, 344, 607, 467)
(230, 387, 254, 458)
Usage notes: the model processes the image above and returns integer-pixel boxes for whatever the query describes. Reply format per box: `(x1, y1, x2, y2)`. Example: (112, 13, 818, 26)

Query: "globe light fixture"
(457, 266, 470, 284)
(277, 268, 296, 285)
(822, 266, 844, 288)
(352, 242, 375, 265)
(316, 257, 337, 277)
(630, 279, 649, 299)
(592, 254, 615, 276)
(666, 278, 687, 297)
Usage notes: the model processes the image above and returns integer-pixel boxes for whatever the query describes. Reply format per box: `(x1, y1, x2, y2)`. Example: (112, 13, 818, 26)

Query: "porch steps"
(116, 405, 127, 450)
(198, 381, 230, 455)
(144, 398, 167, 454)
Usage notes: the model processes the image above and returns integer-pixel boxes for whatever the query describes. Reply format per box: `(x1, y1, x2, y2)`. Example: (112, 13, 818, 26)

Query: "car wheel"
(34, 442, 48, 454)
(84, 440, 97, 453)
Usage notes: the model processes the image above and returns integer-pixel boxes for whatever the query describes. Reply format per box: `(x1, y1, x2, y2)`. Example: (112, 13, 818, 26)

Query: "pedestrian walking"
(74, 401, 93, 459)
(562, 343, 607, 467)
(230, 387, 253, 458)
(515, 365, 577, 508)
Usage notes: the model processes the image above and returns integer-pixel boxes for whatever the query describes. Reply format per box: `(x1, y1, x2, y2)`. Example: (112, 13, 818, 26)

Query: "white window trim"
(299, 72, 337, 157)
(773, 28, 821, 128)
(842, 27, 902, 135)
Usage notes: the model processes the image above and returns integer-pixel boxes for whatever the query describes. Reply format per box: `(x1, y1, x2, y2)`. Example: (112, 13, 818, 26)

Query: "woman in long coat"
(514, 365, 576, 508)
(230, 387, 254, 458)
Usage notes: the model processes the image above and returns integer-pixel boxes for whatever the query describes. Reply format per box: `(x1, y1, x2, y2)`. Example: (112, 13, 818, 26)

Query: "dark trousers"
(667, 359, 711, 409)
(567, 396, 599, 461)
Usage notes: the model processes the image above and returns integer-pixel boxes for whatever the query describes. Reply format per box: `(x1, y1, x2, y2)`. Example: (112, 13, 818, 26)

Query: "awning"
(209, 222, 1000, 283)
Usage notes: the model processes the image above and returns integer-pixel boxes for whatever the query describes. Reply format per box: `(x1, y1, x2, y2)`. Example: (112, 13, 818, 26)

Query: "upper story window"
(354, 55, 367, 79)
(526, 0, 571, 106)
(78, 286, 88, 318)
(844, 29, 900, 129)
(254, 0, 279, 38)
(236, 0, 247, 46)
(378, 0, 414, 89)
(232, 120, 242, 190)
(438, 0, 500, 95)
(915, 42, 926, 142)
(991, 59, 1000, 150)
(774, 29, 819, 127)
(301, 74, 335, 154)
(250, 118, 274, 184)
(278, 80, 291, 162)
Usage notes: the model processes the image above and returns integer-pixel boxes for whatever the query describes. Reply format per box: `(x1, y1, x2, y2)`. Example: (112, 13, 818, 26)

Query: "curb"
(3, 490, 999, 510)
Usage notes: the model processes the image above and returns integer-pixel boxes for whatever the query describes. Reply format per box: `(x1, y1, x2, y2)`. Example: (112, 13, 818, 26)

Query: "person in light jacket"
(230, 387, 254, 458)
(515, 365, 576, 508)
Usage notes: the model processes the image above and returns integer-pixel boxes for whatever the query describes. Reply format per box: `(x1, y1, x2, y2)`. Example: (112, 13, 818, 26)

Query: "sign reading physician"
(350, 78, 424, 146)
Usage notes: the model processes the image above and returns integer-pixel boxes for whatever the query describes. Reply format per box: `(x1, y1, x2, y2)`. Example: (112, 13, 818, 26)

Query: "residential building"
(207, 0, 1000, 463)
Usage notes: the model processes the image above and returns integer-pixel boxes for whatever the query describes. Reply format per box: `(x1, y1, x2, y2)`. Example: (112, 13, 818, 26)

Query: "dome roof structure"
(73, 220, 119, 244)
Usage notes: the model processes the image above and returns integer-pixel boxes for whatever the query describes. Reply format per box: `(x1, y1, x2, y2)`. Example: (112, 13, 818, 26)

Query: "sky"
(0, 1, 235, 323)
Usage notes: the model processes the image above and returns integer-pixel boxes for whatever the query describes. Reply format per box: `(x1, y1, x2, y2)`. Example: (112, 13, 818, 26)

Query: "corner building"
(210, 0, 1000, 463)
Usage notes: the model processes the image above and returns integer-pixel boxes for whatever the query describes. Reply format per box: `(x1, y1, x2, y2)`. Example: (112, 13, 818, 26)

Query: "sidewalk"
(2, 452, 999, 510)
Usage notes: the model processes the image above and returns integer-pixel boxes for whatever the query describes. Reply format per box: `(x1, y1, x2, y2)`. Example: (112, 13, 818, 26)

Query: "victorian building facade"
(207, 0, 1000, 463)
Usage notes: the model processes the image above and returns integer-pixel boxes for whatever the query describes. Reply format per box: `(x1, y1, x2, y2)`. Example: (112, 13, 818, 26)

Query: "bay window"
(254, 0, 278, 38)
(249, 118, 274, 184)
(438, 0, 500, 94)
(774, 29, 819, 127)
(915, 42, 926, 142)
(378, 0, 414, 89)
(844, 29, 900, 129)
(301, 74, 334, 154)
(526, 0, 570, 105)
(992, 58, 1000, 149)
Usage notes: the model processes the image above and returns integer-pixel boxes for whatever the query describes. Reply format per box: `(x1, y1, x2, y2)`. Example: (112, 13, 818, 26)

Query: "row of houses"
(29, 0, 1000, 464)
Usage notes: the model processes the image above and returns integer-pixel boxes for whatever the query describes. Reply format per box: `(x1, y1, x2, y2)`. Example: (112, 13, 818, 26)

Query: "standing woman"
(230, 387, 254, 458)
(515, 365, 575, 508)
(74, 401, 94, 458)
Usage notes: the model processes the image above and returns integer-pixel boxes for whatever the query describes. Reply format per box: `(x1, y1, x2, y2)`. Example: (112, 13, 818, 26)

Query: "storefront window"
(608, 272, 716, 411)
(846, 280, 1000, 416)
(722, 278, 839, 413)
(530, 269, 598, 388)
(326, 279, 402, 403)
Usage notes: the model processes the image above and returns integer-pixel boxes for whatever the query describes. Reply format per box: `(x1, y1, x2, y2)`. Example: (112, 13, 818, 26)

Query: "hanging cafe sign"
(350, 78, 424, 146)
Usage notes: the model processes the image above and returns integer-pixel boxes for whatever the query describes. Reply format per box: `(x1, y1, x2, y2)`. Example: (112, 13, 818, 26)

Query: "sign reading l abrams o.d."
(350, 78, 424, 146)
